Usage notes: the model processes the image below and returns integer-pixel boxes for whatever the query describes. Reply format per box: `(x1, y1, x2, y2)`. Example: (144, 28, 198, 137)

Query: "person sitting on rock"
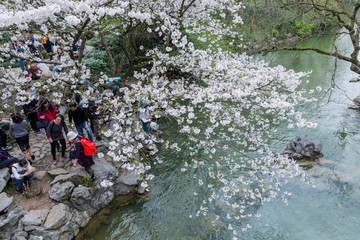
(67, 131, 96, 181)
(47, 114, 69, 165)
(10, 159, 35, 194)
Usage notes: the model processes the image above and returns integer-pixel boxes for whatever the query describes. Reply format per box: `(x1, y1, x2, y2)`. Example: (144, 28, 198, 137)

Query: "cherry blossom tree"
(0, 0, 315, 236)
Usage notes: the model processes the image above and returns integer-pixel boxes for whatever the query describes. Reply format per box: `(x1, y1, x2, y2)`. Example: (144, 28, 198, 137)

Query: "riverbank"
(0, 125, 148, 239)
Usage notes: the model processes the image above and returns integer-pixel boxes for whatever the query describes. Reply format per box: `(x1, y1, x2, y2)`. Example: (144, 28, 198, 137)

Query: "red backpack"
(75, 137, 96, 156)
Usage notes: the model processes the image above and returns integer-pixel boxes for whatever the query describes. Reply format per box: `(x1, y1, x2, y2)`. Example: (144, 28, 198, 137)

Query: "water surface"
(79, 35, 360, 240)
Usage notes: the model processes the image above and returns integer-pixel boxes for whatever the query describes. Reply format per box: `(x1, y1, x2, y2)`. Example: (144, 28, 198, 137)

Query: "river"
(78, 34, 360, 240)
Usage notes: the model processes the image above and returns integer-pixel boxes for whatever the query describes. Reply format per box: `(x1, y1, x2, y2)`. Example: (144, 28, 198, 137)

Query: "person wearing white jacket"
(10, 159, 35, 194)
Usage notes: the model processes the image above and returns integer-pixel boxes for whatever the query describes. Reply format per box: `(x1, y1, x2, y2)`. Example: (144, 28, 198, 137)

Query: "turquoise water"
(79, 35, 360, 240)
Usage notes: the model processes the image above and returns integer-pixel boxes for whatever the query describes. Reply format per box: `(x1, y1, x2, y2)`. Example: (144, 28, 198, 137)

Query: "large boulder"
(113, 182, 134, 195)
(48, 168, 69, 177)
(117, 168, 141, 186)
(92, 159, 118, 180)
(0, 192, 13, 213)
(69, 186, 94, 211)
(91, 187, 114, 210)
(0, 168, 10, 192)
(0, 205, 24, 240)
(29, 228, 60, 240)
(21, 209, 50, 231)
(51, 170, 90, 186)
(49, 181, 75, 202)
(43, 203, 70, 230)
(282, 136, 324, 160)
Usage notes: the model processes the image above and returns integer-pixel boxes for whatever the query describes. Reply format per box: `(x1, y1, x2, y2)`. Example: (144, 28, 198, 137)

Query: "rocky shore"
(0, 131, 145, 240)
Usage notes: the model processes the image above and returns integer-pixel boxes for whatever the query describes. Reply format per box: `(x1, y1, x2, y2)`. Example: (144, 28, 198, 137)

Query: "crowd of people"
(0, 90, 103, 194)
(11, 32, 81, 78)
(1, 32, 158, 195)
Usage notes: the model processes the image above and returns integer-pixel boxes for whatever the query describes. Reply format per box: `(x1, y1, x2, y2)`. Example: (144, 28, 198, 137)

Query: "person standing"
(47, 114, 69, 165)
(42, 36, 54, 60)
(9, 113, 35, 162)
(10, 159, 35, 194)
(139, 102, 151, 134)
(87, 100, 103, 141)
(37, 98, 58, 130)
(17, 40, 31, 74)
(0, 118, 11, 151)
(68, 102, 93, 142)
(23, 91, 42, 134)
(37, 98, 61, 152)
(67, 131, 96, 181)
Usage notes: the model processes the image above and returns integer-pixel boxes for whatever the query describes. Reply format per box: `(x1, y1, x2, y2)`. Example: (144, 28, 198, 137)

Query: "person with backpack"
(67, 131, 96, 181)
(68, 102, 93, 142)
(47, 114, 69, 165)
(9, 113, 35, 162)
(10, 159, 35, 194)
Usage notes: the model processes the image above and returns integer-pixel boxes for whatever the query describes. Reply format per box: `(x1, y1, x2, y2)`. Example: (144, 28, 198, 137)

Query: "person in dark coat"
(42, 36, 54, 60)
(68, 102, 93, 142)
(23, 91, 42, 134)
(67, 131, 95, 181)
(47, 114, 69, 165)
(0, 117, 11, 151)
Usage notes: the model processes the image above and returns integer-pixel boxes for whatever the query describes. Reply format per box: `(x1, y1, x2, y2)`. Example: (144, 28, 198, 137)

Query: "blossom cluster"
(0, 0, 316, 236)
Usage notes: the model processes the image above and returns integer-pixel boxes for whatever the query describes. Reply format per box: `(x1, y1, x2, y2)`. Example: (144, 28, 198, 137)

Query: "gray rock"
(48, 168, 69, 176)
(11, 231, 28, 240)
(22, 209, 49, 226)
(92, 159, 118, 180)
(0, 206, 24, 240)
(32, 143, 43, 148)
(282, 136, 324, 160)
(43, 203, 70, 230)
(34, 171, 47, 180)
(117, 168, 140, 186)
(0, 168, 10, 181)
(29, 228, 60, 240)
(113, 182, 134, 195)
(49, 181, 75, 202)
(51, 174, 72, 185)
(0, 179, 6, 193)
(59, 231, 75, 240)
(34, 151, 40, 157)
(0, 192, 13, 213)
(70, 186, 93, 211)
(51, 170, 90, 186)
(71, 210, 90, 228)
(31, 147, 41, 152)
(91, 189, 114, 210)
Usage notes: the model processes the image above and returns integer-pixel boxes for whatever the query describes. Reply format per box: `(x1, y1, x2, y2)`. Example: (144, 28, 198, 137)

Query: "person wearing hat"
(67, 131, 96, 181)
